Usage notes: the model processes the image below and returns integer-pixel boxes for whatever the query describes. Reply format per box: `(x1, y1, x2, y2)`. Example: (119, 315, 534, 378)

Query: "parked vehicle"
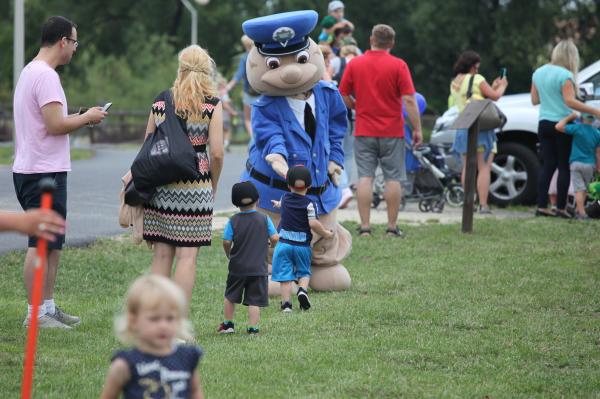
(430, 59, 600, 206)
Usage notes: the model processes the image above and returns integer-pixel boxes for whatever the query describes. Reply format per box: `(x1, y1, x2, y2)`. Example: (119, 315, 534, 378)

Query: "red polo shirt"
(339, 50, 415, 137)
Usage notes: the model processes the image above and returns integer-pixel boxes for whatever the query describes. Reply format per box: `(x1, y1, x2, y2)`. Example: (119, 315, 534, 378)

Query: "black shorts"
(224, 274, 268, 307)
(13, 172, 67, 250)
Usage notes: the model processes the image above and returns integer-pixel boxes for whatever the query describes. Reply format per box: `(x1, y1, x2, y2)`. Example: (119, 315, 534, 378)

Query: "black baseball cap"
(287, 165, 312, 189)
(232, 181, 259, 207)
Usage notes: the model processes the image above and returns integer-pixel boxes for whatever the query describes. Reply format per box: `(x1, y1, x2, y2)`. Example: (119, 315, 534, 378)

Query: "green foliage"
(1, 219, 600, 397)
(2, 0, 600, 112)
(64, 34, 178, 110)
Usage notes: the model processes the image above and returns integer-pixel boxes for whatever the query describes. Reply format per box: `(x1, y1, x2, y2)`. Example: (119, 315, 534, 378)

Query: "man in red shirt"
(339, 24, 422, 237)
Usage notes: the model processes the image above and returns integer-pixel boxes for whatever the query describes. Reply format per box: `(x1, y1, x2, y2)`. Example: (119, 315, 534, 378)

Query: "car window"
(585, 72, 600, 96)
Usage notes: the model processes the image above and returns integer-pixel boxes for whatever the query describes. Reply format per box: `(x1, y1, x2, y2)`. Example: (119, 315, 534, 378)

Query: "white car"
(430, 59, 600, 206)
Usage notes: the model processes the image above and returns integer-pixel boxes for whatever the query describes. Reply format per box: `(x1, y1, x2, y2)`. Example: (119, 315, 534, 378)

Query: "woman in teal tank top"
(531, 40, 600, 218)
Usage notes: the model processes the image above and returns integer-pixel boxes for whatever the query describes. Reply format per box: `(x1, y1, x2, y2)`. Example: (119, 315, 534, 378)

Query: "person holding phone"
(12, 16, 107, 329)
(448, 50, 508, 214)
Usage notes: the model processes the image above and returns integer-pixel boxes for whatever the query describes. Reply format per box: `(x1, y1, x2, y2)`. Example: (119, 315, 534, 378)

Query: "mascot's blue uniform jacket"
(242, 80, 348, 215)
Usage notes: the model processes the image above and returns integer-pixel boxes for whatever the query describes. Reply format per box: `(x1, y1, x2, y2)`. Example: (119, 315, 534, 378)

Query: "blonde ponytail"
(172, 45, 218, 120)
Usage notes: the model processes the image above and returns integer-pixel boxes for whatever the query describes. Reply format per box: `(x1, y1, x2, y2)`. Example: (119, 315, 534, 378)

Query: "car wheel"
(489, 142, 539, 206)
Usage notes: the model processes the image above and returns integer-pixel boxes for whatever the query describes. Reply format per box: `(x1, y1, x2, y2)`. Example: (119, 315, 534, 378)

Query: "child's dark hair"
(453, 50, 481, 75)
(41, 16, 77, 47)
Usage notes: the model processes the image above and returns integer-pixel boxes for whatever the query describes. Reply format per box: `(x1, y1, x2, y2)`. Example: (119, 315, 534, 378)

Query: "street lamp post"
(14, 0, 25, 91)
(180, 0, 210, 45)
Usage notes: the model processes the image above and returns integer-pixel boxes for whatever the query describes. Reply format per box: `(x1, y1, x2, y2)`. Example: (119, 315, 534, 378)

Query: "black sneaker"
(247, 327, 260, 334)
(297, 288, 311, 310)
(217, 321, 235, 334)
(281, 301, 292, 313)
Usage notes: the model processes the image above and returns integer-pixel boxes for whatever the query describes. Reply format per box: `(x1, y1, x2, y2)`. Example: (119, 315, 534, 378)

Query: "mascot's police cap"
(242, 10, 318, 56)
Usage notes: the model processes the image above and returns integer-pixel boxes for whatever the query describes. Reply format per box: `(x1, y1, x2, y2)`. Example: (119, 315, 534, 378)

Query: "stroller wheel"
(371, 192, 382, 209)
(418, 199, 431, 213)
(445, 185, 464, 207)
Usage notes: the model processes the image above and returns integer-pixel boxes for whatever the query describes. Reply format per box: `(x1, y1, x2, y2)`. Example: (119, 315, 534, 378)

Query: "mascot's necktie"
(304, 102, 316, 142)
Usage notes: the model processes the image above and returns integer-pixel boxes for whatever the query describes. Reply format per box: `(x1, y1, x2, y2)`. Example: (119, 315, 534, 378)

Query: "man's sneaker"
(297, 288, 311, 311)
(23, 314, 72, 329)
(247, 327, 260, 334)
(49, 306, 80, 326)
(218, 321, 235, 334)
(281, 301, 292, 313)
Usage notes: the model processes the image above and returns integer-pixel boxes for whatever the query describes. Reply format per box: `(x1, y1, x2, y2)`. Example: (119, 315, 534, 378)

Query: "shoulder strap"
(466, 74, 475, 100)
(163, 89, 188, 134)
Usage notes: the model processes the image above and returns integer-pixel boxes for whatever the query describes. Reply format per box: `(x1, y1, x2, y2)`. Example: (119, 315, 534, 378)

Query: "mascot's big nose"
(280, 65, 303, 84)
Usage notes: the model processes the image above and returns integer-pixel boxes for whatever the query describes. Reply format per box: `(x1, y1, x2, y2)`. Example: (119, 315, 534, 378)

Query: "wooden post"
(462, 120, 479, 233)
(450, 99, 494, 234)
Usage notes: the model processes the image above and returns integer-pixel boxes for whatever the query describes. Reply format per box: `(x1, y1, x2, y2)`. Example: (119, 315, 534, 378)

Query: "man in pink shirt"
(13, 16, 106, 328)
(339, 24, 422, 238)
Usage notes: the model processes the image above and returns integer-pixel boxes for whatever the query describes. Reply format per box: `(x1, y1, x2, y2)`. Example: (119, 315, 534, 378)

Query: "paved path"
(1, 145, 532, 253)
(0, 145, 246, 254)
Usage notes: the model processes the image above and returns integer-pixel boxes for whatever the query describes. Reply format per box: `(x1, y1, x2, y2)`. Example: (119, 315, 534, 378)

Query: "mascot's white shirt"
(285, 94, 316, 130)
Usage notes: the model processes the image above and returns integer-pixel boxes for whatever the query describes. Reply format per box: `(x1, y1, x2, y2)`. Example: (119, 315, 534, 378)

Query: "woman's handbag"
(131, 90, 200, 191)
(466, 74, 507, 131)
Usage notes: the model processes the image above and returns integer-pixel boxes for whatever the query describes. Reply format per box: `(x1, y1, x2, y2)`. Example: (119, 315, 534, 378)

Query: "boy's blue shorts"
(271, 242, 312, 282)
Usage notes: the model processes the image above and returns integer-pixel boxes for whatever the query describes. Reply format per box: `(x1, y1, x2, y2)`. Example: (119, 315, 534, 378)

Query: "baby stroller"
(372, 142, 464, 213)
(371, 93, 464, 212)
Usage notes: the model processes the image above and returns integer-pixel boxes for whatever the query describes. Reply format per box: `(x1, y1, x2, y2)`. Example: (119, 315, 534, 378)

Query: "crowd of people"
(3, 1, 600, 397)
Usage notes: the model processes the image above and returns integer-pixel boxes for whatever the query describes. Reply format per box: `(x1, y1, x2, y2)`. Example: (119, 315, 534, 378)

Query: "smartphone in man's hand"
(500, 68, 507, 78)
(102, 102, 112, 112)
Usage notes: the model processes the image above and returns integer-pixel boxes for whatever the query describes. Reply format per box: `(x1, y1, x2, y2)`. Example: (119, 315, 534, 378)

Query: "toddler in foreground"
(100, 274, 204, 399)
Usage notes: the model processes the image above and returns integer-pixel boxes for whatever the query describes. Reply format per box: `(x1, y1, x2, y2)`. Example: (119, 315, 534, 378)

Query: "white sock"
(27, 303, 47, 319)
(44, 299, 56, 315)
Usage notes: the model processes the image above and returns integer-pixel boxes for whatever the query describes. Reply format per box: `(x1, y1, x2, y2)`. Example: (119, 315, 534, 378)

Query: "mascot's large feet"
(309, 264, 351, 291)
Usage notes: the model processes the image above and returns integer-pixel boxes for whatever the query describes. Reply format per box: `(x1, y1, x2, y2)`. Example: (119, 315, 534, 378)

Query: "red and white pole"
(21, 178, 56, 399)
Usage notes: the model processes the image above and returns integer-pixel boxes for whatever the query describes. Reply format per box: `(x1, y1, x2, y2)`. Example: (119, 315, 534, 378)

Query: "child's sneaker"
(247, 327, 260, 334)
(281, 301, 292, 313)
(297, 287, 311, 310)
(217, 321, 235, 334)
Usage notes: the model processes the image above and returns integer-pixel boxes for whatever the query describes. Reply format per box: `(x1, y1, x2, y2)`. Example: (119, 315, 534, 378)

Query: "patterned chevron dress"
(143, 90, 219, 247)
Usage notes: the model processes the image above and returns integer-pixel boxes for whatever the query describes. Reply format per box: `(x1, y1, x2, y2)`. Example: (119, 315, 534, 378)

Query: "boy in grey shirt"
(219, 182, 279, 334)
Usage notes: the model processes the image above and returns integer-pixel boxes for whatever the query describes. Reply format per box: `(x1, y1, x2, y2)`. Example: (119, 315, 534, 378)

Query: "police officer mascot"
(241, 10, 351, 293)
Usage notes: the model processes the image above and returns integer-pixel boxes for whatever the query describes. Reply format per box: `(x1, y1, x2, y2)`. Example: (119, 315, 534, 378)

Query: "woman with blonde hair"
(143, 45, 224, 311)
(531, 39, 600, 218)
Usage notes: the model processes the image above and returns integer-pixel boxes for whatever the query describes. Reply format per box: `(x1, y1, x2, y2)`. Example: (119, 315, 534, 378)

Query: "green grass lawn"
(0, 147, 93, 165)
(1, 219, 599, 398)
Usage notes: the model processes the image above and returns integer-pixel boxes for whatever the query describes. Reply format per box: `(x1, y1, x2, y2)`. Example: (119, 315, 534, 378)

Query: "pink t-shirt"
(13, 60, 70, 173)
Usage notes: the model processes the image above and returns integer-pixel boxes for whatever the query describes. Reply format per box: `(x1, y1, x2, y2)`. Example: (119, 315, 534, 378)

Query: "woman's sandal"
(535, 209, 556, 217)
(385, 227, 406, 238)
(357, 227, 371, 237)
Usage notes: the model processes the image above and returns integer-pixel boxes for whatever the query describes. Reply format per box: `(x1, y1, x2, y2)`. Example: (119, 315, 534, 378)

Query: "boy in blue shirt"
(271, 166, 334, 312)
(220, 181, 279, 334)
(556, 112, 600, 220)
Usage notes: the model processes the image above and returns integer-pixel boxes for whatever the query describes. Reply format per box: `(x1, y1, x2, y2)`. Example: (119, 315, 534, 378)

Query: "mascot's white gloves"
(328, 161, 342, 187)
(265, 153, 289, 179)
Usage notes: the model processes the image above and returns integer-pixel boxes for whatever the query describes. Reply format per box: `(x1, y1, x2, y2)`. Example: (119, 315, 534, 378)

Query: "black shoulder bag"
(131, 90, 201, 192)
(465, 74, 507, 131)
